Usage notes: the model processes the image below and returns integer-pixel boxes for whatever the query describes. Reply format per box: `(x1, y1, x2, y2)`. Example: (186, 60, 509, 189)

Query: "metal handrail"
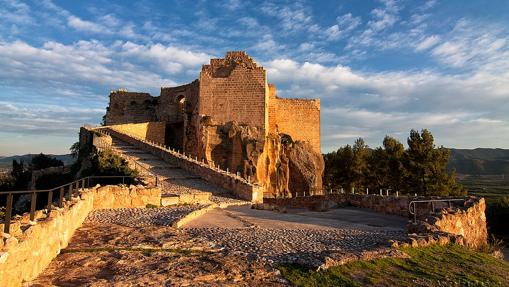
(0, 175, 136, 234)
(408, 198, 466, 223)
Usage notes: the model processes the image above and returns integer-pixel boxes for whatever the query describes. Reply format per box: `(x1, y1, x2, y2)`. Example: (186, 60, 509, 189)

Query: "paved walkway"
(110, 138, 249, 207)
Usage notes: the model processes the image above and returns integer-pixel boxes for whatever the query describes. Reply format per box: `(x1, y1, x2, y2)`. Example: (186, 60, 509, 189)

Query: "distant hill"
(448, 148, 509, 175)
(0, 154, 75, 169)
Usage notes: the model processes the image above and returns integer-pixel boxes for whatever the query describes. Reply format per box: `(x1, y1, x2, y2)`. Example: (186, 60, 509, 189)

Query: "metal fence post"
(30, 192, 37, 221)
(47, 190, 53, 210)
(68, 183, 73, 200)
(59, 186, 64, 207)
(4, 193, 13, 234)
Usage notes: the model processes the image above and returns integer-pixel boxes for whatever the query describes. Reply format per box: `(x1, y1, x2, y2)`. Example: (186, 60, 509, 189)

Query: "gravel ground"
(86, 206, 205, 227)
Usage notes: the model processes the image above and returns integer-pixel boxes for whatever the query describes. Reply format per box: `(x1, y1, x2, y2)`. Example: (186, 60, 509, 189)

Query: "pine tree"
(383, 136, 405, 192)
(352, 138, 370, 190)
(403, 129, 464, 196)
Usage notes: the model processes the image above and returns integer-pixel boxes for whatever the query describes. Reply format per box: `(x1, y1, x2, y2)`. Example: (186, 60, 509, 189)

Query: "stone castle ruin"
(104, 51, 324, 197)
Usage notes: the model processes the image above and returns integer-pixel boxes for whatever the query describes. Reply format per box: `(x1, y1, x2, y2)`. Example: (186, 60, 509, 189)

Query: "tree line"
(323, 129, 465, 196)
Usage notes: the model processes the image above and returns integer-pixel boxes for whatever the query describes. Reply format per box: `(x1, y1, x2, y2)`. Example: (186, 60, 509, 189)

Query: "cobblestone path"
(184, 205, 407, 268)
(30, 211, 287, 286)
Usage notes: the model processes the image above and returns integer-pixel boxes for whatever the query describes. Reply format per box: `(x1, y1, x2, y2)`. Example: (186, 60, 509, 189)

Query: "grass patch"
(146, 203, 159, 208)
(61, 247, 200, 255)
(278, 245, 509, 287)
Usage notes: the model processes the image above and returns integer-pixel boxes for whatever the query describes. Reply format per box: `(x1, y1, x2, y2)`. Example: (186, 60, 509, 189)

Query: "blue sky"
(1, 0, 508, 156)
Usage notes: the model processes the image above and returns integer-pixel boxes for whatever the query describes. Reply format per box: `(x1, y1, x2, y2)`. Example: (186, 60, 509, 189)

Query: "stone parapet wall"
(0, 184, 162, 287)
(103, 127, 264, 203)
(107, 122, 166, 145)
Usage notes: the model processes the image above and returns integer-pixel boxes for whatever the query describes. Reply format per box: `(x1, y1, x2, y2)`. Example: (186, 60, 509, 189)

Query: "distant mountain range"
(448, 148, 509, 175)
(0, 154, 75, 169)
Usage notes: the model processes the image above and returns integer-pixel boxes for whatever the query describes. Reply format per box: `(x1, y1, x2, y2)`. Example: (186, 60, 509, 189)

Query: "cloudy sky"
(0, 0, 508, 156)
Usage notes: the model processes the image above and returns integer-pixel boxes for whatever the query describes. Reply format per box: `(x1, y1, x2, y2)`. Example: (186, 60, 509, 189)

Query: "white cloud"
(0, 40, 199, 94)
(324, 25, 341, 41)
(430, 20, 509, 71)
(120, 42, 211, 73)
(337, 13, 361, 33)
(0, 101, 104, 135)
(0, 0, 33, 25)
(415, 35, 440, 51)
(67, 15, 109, 34)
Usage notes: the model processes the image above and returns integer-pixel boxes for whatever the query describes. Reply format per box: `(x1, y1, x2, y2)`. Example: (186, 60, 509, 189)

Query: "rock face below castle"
(104, 51, 323, 197)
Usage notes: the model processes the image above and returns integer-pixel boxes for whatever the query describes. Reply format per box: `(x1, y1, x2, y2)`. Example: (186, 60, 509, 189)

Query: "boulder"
(287, 141, 324, 197)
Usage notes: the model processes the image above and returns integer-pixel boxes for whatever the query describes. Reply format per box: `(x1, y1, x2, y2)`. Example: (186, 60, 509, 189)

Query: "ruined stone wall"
(105, 91, 157, 125)
(0, 185, 162, 287)
(272, 98, 321, 154)
(199, 51, 267, 132)
(158, 80, 199, 124)
(108, 122, 166, 145)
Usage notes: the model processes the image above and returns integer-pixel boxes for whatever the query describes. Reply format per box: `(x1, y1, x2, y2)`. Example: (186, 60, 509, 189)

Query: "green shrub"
(92, 150, 138, 177)
(486, 196, 509, 236)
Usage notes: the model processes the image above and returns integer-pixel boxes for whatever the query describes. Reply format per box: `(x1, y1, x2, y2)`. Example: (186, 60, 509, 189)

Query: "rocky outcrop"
(202, 121, 265, 180)
(257, 133, 324, 198)
(198, 121, 324, 198)
(287, 141, 324, 197)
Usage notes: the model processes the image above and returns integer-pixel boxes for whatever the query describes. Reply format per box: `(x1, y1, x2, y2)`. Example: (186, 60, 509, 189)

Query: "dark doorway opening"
(165, 122, 184, 152)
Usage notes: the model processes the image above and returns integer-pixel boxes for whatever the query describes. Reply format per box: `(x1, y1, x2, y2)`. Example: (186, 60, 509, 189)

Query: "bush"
(91, 150, 138, 177)
(486, 196, 509, 236)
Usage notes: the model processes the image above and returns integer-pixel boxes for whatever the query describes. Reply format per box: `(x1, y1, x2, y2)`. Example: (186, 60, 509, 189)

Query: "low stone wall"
(264, 193, 414, 217)
(93, 185, 160, 209)
(0, 184, 161, 287)
(407, 197, 488, 249)
(103, 127, 264, 203)
(108, 122, 166, 145)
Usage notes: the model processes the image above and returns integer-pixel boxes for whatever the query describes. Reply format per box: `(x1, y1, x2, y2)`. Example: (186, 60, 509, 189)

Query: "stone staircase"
(109, 138, 250, 208)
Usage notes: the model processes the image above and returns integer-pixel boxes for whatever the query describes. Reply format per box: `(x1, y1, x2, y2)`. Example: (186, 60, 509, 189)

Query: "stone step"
(160, 192, 212, 206)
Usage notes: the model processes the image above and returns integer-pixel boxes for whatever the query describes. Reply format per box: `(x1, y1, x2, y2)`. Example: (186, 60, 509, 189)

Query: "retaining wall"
(103, 127, 264, 203)
(0, 185, 161, 287)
